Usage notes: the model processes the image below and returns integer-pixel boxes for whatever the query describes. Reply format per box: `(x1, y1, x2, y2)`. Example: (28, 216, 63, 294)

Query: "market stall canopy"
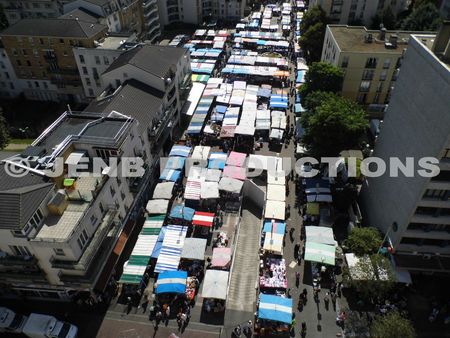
(264, 200, 286, 220)
(211, 247, 232, 267)
(263, 232, 284, 254)
(153, 182, 175, 200)
(184, 179, 202, 200)
(154, 225, 188, 272)
(235, 124, 256, 136)
(263, 220, 286, 234)
(226, 151, 247, 167)
(170, 205, 195, 221)
(182, 238, 207, 261)
(201, 181, 220, 199)
(304, 241, 335, 265)
(164, 157, 186, 170)
(169, 145, 192, 157)
(223, 165, 247, 181)
(306, 202, 319, 216)
(247, 154, 282, 171)
(142, 215, 165, 234)
(193, 211, 215, 227)
(205, 169, 222, 182)
(160, 169, 181, 182)
(202, 270, 230, 300)
(146, 199, 169, 214)
(305, 226, 335, 246)
(188, 166, 207, 180)
(156, 271, 188, 294)
(306, 194, 333, 203)
(269, 128, 284, 140)
(267, 172, 286, 185)
(267, 184, 286, 202)
(191, 145, 211, 163)
(208, 152, 227, 169)
(258, 294, 293, 324)
(219, 177, 244, 193)
(120, 262, 147, 284)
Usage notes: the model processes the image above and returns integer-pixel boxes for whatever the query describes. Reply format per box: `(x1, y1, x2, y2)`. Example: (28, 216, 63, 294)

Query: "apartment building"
(441, 0, 450, 20)
(361, 23, 450, 274)
(309, 0, 408, 26)
(0, 0, 65, 26)
(141, 0, 161, 42)
(73, 33, 138, 98)
(64, 0, 147, 36)
(321, 25, 425, 106)
(0, 17, 108, 102)
(86, 44, 192, 153)
(0, 39, 26, 98)
(157, 0, 246, 26)
(0, 111, 147, 299)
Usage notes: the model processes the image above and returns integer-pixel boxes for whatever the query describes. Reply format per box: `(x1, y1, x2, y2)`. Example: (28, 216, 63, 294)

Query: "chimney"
(432, 21, 450, 61)
(389, 34, 398, 48)
(378, 24, 386, 40)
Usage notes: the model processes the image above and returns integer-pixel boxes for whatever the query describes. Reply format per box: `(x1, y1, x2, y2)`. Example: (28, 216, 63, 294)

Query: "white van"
(0, 307, 28, 334)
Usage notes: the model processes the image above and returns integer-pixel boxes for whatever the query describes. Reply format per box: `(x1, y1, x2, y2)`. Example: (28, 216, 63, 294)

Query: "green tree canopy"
(299, 62, 344, 100)
(302, 90, 337, 112)
(300, 95, 368, 157)
(370, 311, 416, 338)
(299, 6, 328, 63)
(371, 6, 397, 30)
(344, 227, 383, 256)
(401, 2, 442, 31)
(0, 112, 10, 150)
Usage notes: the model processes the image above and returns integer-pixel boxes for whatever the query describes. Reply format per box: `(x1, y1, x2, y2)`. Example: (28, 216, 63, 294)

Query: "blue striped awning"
(156, 270, 187, 294)
(154, 225, 188, 273)
(258, 294, 293, 324)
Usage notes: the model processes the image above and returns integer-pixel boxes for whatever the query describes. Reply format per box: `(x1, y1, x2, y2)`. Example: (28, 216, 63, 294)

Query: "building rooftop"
(0, 18, 107, 38)
(59, 7, 101, 23)
(328, 25, 435, 53)
(0, 164, 54, 229)
(95, 35, 138, 50)
(78, 0, 112, 6)
(85, 80, 164, 134)
(104, 44, 187, 78)
(416, 22, 450, 70)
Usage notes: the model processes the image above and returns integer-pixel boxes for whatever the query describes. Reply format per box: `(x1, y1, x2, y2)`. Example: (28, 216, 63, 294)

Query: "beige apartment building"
(321, 25, 426, 106)
(0, 17, 108, 102)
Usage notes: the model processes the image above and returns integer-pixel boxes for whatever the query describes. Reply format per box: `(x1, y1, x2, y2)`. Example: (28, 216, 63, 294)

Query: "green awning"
(128, 255, 151, 266)
(119, 273, 143, 284)
(63, 178, 75, 187)
(306, 202, 319, 216)
(141, 228, 161, 235)
(304, 241, 335, 265)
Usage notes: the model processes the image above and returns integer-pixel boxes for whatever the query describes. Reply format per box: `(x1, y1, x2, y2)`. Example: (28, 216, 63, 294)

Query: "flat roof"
(413, 34, 450, 70)
(328, 25, 432, 53)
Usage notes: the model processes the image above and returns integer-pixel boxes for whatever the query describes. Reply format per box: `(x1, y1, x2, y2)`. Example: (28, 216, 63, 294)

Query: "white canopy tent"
(146, 199, 169, 214)
(201, 270, 230, 300)
(181, 238, 207, 261)
(201, 181, 220, 199)
(267, 184, 286, 202)
(263, 232, 284, 254)
(267, 172, 286, 185)
(152, 182, 175, 200)
(305, 226, 336, 246)
(205, 169, 222, 182)
(219, 177, 244, 194)
(264, 200, 286, 220)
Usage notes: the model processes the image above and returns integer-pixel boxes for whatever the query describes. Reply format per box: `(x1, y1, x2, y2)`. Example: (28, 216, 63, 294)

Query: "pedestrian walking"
(338, 282, 343, 298)
(324, 292, 330, 310)
(125, 296, 133, 315)
(289, 227, 294, 242)
(295, 271, 300, 287)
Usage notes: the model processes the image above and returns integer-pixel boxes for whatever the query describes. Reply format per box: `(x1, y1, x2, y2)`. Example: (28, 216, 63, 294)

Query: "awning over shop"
(267, 184, 286, 202)
(169, 145, 192, 157)
(208, 152, 227, 169)
(192, 211, 215, 227)
(258, 294, 293, 324)
(153, 182, 175, 200)
(211, 247, 232, 268)
(184, 179, 202, 200)
(170, 205, 195, 221)
(226, 151, 247, 167)
(305, 226, 335, 246)
(160, 169, 182, 182)
(263, 220, 286, 234)
(202, 270, 230, 300)
(304, 241, 335, 265)
(156, 270, 188, 294)
(146, 199, 169, 214)
(306, 202, 319, 216)
(154, 225, 188, 273)
(205, 168, 222, 182)
(223, 165, 247, 181)
(201, 181, 220, 199)
(265, 200, 286, 220)
(263, 232, 284, 254)
(182, 238, 207, 261)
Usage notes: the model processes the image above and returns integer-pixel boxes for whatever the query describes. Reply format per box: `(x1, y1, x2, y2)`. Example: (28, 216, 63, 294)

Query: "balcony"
(142, 0, 157, 8)
(46, 67, 79, 76)
(148, 107, 176, 144)
(144, 5, 158, 17)
(51, 209, 118, 271)
(0, 254, 39, 271)
(128, 164, 149, 193)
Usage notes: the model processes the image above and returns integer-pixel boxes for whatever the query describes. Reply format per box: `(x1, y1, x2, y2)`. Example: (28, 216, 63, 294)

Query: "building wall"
(0, 0, 63, 25)
(0, 27, 107, 102)
(142, 0, 161, 42)
(64, 0, 122, 32)
(0, 44, 26, 98)
(321, 26, 402, 105)
(360, 35, 450, 257)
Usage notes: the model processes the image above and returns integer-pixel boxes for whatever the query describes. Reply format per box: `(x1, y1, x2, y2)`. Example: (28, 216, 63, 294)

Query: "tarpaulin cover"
(202, 270, 229, 300)
(154, 225, 188, 272)
(219, 177, 244, 193)
(264, 200, 286, 220)
(223, 165, 247, 181)
(170, 205, 195, 221)
(182, 238, 207, 261)
(169, 145, 192, 157)
(201, 181, 220, 199)
(146, 199, 169, 214)
(226, 151, 247, 167)
(153, 182, 175, 200)
(305, 226, 335, 246)
(164, 157, 186, 170)
(258, 294, 293, 324)
(192, 211, 215, 227)
(211, 247, 232, 267)
(160, 169, 182, 182)
(263, 220, 286, 234)
(184, 179, 202, 200)
(304, 241, 335, 265)
(156, 270, 188, 294)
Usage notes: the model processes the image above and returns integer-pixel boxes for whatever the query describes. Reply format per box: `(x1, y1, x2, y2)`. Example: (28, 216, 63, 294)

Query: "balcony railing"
(148, 107, 176, 143)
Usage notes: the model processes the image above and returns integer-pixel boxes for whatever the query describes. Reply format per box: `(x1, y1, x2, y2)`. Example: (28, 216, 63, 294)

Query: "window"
(123, 72, 128, 78)
(77, 229, 89, 250)
(376, 82, 383, 93)
(373, 93, 380, 104)
(33, 2, 39, 8)
(9, 245, 32, 256)
(16, 60, 22, 66)
(43, 82, 48, 89)
(379, 70, 387, 81)
(33, 49, 38, 57)
(35, 81, 39, 88)
(12, 48, 18, 56)
(22, 49, 28, 56)
(365, 57, 377, 69)
(95, 56, 101, 65)
(82, 66, 88, 75)
(341, 56, 349, 68)
(9, 82, 14, 90)
(383, 58, 391, 69)
(423, 189, 449, 200)
(359, 80, 371, 92)
(90, 214, 98, 226)
(79, 55, 85, 64)
(110, 186, 116, 197)
(99, 202, 104, 214)
(86, 78, 91, 86)
(4, 72, 9, 79)
(26, 60, 31, 67)
(39, 38, 44, 45)
(53, 248, 65, 256)
(362, 69, 374, 80)
(357, 93, 367, 104)
(59, 38, 64, 44)
(103, 56, 109, 65)
(63, 50, 68, 56)
(88, 88, 94, 96)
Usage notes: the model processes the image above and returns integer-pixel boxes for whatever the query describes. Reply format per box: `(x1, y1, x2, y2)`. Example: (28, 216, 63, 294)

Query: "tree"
(344, 227, 382, 256)
(371, 6, 397, 30)
(0, 112, 10, 150)
(299, 6, 328, 63)
(301, 95, 368, 156)
(302, 90, 337, 112)
(299, 62, 344, 100)
(401, 2, 442, 31)
(370, 311, 416, 338)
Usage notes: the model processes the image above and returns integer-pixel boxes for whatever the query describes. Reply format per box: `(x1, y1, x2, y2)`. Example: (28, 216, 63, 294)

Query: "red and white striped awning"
(184, 179, 201, 200)
(192, 211, 215, 227)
